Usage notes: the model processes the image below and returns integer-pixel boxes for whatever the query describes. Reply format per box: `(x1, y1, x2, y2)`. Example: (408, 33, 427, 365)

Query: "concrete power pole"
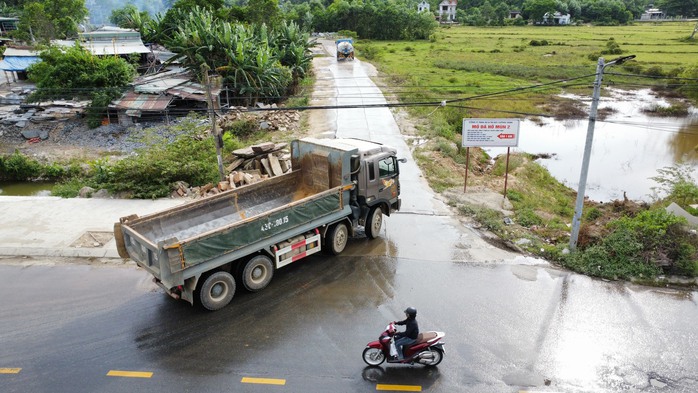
(569, 55, 635, 251)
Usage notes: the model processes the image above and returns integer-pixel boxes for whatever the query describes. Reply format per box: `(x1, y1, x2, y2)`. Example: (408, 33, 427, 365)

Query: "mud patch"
(70, 231, 114, 248)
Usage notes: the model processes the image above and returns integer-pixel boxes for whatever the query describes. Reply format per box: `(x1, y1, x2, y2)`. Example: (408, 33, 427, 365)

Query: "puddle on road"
(486, 89, 698, 202)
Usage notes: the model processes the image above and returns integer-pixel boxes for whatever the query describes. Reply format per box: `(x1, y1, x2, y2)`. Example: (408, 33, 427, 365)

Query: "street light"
(569, 55, 636, 251)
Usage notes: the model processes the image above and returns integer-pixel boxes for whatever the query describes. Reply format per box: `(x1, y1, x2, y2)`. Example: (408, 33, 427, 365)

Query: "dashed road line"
(241, 377, 287, 385)
(0, 368, 21, 374)
(240, 377, 286, 385)
(376, 384, 422, 392)
(106, 370, 153, 378)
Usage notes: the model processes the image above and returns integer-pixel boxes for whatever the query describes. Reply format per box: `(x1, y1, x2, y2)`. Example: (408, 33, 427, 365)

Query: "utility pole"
(202, 65, 226, 182)
(569, 55, 635, 251)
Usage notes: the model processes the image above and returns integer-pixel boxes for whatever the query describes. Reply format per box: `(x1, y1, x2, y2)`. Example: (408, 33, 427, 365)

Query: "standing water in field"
(486, 89, 698, 202)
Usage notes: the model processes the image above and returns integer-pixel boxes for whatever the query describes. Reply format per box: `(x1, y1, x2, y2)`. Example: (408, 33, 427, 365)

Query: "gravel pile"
(0, 118, 193, 154)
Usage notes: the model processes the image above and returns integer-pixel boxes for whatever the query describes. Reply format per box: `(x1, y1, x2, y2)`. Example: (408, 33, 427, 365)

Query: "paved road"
(1, 42, 697, 393)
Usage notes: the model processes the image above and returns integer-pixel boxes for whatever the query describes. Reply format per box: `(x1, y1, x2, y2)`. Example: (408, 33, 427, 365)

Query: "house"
(542, 12, 571, 25)
(418, 1, 430, 13)
(109, 67, 221, 125)
(77, 27, 150, 58)
(0, 17, 18, 36)
(640, 8, 664, 20)
(438, 0, 457, 22)
(0, 47, 40, 83)
(509, 11, 522, 19)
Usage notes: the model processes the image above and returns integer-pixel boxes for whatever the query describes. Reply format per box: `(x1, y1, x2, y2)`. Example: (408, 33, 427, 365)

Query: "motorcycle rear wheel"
(422, 347, 444, 367)
(362, 347, 386, 366)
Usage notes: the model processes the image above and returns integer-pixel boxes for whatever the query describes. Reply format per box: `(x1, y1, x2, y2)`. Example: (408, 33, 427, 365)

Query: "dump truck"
(115, 138, 404, 310)
(336, 38, 354, 60)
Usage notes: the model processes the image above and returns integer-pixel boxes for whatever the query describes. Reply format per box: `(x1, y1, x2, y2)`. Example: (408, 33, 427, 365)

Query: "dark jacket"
(395, 317, 419, 340)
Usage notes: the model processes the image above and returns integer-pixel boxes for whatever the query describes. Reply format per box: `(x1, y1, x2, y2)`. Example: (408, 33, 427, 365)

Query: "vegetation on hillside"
(363, 24, 698, 281)
(26, 44, 136, 127)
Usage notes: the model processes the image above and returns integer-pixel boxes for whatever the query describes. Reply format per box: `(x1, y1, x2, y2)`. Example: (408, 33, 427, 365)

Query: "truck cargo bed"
(119, 170, 346, 269)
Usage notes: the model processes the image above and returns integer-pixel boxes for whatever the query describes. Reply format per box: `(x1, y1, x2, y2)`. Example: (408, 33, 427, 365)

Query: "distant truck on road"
(336, 38, 354, 60)
(115, 138, 404, 310)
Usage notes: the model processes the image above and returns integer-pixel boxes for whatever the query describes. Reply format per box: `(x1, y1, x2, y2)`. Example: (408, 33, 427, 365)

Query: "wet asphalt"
(0, 42, 697, 393)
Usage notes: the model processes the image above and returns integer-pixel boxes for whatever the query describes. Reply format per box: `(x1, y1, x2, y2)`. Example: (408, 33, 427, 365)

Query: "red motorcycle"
(362, 322, 445, 366)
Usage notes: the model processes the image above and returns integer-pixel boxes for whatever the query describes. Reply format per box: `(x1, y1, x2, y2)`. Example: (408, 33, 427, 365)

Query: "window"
(368, 162, 375, 181)
(378, 157, 396, 178)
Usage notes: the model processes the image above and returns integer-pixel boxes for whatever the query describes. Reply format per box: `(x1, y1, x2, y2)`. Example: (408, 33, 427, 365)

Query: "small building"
(542, 12, 571, 25)
(0, 47, 40, 83)
(509, 11, 522, 19)
(0, 17, 19, 36)
(109, 67, 221, 125)
(438, 0, 457, 22)
(78, 27, 150, 58)
(640, 8, 664, 20)
(418, 1, 430, 13)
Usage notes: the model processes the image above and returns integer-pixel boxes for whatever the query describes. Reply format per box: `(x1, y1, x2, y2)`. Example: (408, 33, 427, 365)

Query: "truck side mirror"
(398, 158, 407, 163)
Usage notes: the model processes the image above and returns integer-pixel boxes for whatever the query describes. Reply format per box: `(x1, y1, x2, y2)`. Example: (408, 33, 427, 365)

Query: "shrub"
(584, 207, 603, 222)
(0, 151, 42, 181)
(516, 208, 543, 227)
(565, 208, 698, 279)
(337, 30, 357, 39)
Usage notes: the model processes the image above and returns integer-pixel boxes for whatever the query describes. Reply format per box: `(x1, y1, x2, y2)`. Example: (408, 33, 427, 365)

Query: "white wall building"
(438, 0, 457, 22)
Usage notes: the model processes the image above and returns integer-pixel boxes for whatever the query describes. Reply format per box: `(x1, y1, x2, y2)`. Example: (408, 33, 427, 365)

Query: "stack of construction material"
(218, 107, 300, 133)
(176, 142, 292, 199)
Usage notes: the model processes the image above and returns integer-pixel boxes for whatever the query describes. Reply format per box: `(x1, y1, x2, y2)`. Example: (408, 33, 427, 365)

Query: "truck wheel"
(326, 222, 348, 255)
(242, 255, 274, 292)
(365, 206, 383, 239)
(199, 271, 236, 311)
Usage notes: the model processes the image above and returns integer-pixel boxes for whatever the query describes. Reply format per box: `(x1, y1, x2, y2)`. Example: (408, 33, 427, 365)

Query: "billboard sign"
(462, 118, 520, 147)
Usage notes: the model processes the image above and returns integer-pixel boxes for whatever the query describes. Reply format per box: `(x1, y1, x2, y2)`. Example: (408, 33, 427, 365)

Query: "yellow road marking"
(376, 384, 422, 392)
(241, 377, 286, 385)
(106, 370, 153, 378)
(0, 368, 21, 374)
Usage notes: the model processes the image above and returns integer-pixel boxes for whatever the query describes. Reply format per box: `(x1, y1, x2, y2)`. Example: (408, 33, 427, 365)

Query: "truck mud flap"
(113, 222, 130, 259)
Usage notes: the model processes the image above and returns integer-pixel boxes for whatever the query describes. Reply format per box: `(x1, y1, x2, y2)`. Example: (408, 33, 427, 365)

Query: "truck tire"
(242, 255, 274, 292)
(199, 271, 236, 311)
(365, 206, 383, 239)
(326, 222, 348, 255)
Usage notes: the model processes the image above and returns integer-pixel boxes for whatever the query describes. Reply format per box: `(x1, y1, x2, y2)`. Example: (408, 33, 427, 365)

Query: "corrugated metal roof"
(110, 92, 173, 114)
(135, 77, 189, 94)
(82, 39, 150, 55)
(3, 48, 40, 57)
(167, 81, 219, 102)
(0, 56, 40, 71)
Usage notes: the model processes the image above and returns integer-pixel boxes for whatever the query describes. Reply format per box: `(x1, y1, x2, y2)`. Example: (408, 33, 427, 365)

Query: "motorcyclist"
(393, 307, 419, 360)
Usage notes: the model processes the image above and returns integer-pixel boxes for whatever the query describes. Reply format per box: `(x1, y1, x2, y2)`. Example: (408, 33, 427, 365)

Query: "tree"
(656, 0, 698, 17)
(16, 0, 88, 43)
(245, 0, 283, 28)
(579, 0, 632, 24)
(27, 43, 135, 127)
(522, 0, 557, 22)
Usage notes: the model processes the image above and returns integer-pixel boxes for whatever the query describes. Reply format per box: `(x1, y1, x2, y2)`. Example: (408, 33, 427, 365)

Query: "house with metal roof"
(0, 47, 40, 83)
(108, 67, 221, 125)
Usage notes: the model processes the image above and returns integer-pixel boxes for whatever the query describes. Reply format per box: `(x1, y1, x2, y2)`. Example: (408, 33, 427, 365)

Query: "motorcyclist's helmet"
(404, 307, 417, 318)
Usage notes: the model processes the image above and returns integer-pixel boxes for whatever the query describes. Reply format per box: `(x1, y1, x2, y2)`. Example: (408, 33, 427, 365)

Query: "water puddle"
(0, 181, 54, 196)
(486, 89, 698, 202)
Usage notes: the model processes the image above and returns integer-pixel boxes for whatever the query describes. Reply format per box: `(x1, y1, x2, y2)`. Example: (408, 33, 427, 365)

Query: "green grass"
(358, 23, 698, 116)
(361, 23, 698, 279)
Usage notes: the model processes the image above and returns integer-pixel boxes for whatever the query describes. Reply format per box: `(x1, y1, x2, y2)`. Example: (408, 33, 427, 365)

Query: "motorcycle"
(362, 322, 445, 366)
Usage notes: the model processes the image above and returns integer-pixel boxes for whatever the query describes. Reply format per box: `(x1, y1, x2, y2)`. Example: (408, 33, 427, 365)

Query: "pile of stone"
(0, 98, 89, 129)
(173, 141, 292, 199)
(218, 104, 300, 133)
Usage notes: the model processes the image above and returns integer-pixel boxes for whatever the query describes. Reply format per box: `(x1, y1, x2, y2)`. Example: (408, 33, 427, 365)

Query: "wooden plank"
(268, 153, 284, 176)
(260, 158, 273, 176)
(226, 157, 245, 172)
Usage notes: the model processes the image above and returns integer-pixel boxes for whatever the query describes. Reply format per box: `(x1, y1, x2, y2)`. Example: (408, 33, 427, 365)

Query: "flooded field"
(487, 89, 698, 202)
